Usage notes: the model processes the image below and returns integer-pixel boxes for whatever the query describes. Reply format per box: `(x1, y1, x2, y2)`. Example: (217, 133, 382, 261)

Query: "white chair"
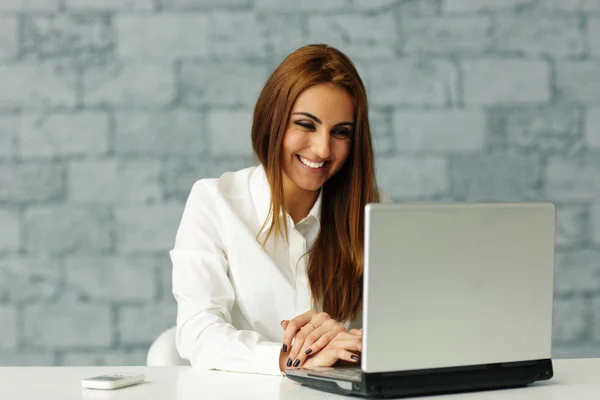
(146, 326, 191, 366)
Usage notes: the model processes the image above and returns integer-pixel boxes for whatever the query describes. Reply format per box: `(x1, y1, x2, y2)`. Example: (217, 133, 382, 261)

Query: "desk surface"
(1, 359, 598, 399)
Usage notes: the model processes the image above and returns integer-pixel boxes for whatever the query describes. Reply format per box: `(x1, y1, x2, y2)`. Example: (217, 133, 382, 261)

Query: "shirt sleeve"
(170, 180, 283, 376)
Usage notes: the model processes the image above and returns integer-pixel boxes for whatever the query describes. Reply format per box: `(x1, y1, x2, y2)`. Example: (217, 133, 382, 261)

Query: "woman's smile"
(296, 155, 328, 172)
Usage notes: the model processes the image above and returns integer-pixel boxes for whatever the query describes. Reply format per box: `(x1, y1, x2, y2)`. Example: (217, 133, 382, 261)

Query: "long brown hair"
(251, 44, 378, 322)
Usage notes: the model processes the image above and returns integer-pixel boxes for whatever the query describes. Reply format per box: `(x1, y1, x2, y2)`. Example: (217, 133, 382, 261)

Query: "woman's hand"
(281, 310, 346, 368)
(300, 329, 362, 369)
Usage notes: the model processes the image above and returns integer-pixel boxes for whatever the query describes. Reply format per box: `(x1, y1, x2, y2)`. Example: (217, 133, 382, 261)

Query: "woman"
(171, 44, 391, 376)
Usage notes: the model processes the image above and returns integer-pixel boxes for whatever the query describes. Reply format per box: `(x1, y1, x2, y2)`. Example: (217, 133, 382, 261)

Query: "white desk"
(1, 359, 598, 399)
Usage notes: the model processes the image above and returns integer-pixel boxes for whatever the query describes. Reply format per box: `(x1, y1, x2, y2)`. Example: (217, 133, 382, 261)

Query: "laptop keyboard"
(306, 366, 362, 382)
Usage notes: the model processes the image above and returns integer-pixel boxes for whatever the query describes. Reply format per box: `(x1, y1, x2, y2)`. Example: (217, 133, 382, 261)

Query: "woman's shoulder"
(190, 165, 258, 201)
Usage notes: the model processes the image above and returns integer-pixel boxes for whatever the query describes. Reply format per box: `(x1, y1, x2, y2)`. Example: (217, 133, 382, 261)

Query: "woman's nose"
(310, 130, 331, 160)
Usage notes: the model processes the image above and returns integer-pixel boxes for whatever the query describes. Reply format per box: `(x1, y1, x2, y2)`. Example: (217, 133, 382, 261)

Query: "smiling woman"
(171, 44, 391, 376)
(283, 85, 355, 222)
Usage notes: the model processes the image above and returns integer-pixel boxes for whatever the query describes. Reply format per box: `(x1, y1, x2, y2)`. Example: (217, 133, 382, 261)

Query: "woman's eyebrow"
(334, 122, 355, 128)
(293, 112, 322, 123)
(292, 112, 354, 128)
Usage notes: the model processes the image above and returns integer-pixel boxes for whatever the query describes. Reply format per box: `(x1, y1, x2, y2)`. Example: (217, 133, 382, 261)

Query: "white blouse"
(171, 165, 391, 376)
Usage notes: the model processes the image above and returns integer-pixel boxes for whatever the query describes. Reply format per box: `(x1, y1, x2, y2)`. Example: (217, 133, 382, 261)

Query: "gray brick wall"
(0, 0, 599, 366)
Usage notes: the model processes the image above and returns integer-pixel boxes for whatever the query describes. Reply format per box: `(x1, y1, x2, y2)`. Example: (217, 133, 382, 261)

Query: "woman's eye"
(332, 129, 351, 138)
(295, 121, 315, 130)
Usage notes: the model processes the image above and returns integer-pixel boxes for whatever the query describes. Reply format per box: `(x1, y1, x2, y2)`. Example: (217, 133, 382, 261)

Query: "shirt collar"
(306, 189, 322, 225)
(249, 164, 322, 229)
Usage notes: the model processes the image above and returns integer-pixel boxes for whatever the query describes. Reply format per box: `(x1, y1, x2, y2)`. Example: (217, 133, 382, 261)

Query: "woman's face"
(281, 83, 354, 195)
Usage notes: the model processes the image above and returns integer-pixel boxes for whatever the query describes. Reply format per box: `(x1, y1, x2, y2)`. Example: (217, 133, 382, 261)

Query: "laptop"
(286, 202, 555, 398)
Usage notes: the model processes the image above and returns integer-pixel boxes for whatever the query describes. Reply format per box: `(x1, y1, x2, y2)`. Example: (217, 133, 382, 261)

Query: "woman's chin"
(284, 168, 329, 194)
(293, 179, 325, 193)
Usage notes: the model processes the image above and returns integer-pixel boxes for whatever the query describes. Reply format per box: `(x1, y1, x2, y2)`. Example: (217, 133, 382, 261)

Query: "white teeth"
(298, 156, 325, 169)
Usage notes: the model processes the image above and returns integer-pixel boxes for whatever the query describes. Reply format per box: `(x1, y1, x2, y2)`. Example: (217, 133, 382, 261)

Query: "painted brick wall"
(0, 0, 599, 365)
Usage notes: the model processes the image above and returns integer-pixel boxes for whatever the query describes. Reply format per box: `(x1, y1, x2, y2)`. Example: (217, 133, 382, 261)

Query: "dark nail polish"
(351, 355, 359, 361)
(293, 359, 300, 367)
(287, 358, 292, 367)
(282, 344, 288, 352)
(305, 348, 312, 355)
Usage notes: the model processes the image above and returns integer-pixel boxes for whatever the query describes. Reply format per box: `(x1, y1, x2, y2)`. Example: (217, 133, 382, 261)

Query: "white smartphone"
(81, 373, 145, 390)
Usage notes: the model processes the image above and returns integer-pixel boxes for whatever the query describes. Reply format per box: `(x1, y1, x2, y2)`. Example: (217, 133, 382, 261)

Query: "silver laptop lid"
(362, 202, 555, 374)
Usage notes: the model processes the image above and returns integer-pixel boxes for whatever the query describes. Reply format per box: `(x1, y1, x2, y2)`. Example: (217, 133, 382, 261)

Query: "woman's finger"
(284, 312, 334, 363)
(308, 312, 331, 329)
(303, 321, 341, 353)
(330, 337, 362, 353)
(302, 340, 362, 369)
(292, 324, 342, 367)
(300, 321, 345, 356)
(324, 330, 357, 342)
(294, 332, 352, 368)
(334, 349, 361, 364)
(281, 310, 315, 353)
(286, 323, 317, 367)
